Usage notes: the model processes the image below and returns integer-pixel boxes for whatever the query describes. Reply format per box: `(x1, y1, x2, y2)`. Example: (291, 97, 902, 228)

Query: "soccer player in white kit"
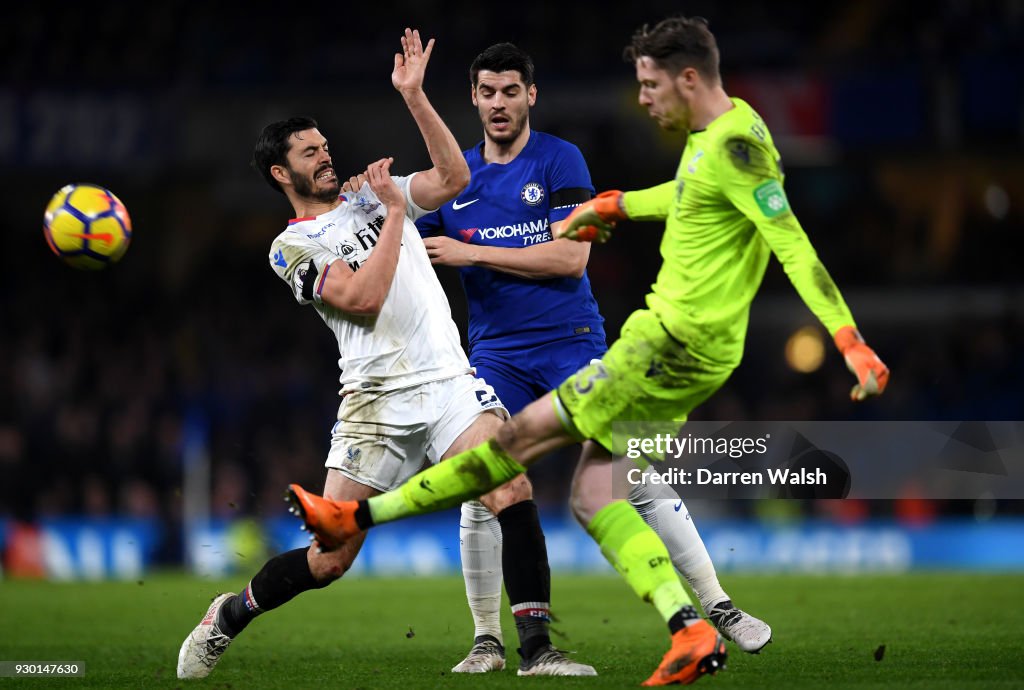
(176, 28, 568, 679)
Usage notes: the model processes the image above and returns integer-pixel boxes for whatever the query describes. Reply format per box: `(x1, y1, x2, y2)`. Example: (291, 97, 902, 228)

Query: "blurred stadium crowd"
(1, 1, 1021, 565)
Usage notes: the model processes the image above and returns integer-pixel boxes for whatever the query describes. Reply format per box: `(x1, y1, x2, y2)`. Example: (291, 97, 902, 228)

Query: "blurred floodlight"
(984, 185, 1010, 220)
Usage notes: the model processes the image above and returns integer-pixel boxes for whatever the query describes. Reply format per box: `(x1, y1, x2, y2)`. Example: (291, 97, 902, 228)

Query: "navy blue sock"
(498, 500, 552, 659)
(218, 548, 326, 637)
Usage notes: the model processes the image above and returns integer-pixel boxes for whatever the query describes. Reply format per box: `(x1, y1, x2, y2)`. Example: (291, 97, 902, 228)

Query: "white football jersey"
(269, 173, 471, 394)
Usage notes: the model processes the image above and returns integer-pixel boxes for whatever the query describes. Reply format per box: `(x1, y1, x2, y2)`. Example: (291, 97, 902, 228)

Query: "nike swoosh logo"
(452, 198, 479, 210)
(673, 499, 684, 512)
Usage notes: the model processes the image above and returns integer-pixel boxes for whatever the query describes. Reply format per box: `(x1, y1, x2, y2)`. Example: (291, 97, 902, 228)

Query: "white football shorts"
(325, 374, 507, 492)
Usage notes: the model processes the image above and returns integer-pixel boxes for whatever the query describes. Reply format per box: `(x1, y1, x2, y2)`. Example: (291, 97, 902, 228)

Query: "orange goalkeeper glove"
(834, 326, 890, 401)
(556, 190, 627, 243)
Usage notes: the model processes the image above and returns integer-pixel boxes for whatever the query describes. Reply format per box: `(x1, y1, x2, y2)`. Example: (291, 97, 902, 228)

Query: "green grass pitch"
(1, 572, 1022, 688)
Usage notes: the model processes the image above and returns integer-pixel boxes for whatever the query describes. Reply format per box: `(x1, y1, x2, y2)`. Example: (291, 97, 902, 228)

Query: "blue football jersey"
(417, 130, 605, 351)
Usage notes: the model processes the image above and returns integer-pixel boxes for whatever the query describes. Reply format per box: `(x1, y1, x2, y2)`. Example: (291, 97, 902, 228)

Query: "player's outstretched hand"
(365, 157, 405, 211)
(341, 170, 368, 194)
(392, 28, 434, 94)
(834, 326, 890, 401)
(555, 190, 627, 243)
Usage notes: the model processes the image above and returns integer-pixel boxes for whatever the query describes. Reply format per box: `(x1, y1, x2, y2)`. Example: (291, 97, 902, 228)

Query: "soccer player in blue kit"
(413, 43, 772, 671)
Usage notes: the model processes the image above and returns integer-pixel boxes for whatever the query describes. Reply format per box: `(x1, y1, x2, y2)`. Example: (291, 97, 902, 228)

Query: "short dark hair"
(470, 43, 535, 87)
(623, 16, 720, 82)
(251, 116, 319, 194)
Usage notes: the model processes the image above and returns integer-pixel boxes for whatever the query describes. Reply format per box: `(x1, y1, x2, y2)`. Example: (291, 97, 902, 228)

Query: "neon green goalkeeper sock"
(367, 439, 526, 525)
(587, 500, 694, 623)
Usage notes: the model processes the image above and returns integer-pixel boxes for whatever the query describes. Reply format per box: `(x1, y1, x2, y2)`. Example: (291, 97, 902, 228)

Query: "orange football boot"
(286, 484, 361, 551)
(642, 619, 727, 686)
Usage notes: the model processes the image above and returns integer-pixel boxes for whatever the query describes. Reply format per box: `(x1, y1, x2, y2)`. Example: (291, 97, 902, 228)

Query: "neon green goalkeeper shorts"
(553, 309, 734, 455)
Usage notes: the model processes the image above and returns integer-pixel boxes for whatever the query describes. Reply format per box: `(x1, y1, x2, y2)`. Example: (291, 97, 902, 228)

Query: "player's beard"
(662, 98, 693, 133)
(485, 109, 528, 145)
(647, 90, 692, 133)
(652, 106, 687, 132)
(291, 165, 339, 203)
(661, 118, 689, 134)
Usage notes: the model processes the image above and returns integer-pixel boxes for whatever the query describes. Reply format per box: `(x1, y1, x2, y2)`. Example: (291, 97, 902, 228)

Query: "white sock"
(459, 500, 504, 643)
(628, 468, 729, 612)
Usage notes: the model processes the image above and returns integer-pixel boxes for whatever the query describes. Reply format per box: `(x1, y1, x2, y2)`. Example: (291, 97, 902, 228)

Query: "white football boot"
(452, 635, 506, 673)
(177, 593, 235, 679)
(706, 599, 772, 653)
(517, 644, 598, 676)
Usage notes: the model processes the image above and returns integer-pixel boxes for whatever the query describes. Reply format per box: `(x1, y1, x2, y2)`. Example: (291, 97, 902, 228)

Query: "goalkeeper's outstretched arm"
(556, 180, 676, 242)
(622, 180, 677, 221)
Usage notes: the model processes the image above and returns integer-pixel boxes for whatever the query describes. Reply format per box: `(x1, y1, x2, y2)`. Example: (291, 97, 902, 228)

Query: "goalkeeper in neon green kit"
(288, 16, 889, 686)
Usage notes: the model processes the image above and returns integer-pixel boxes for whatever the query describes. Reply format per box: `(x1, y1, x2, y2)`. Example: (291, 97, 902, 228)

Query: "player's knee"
(494, 414, 523, 450)
(480, 473, 533, 513)
(503, 473, 533, 503)
(569, 484, 599, 527)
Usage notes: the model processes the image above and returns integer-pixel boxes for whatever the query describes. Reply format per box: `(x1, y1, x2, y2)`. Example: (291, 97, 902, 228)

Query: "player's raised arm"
(391, 28, 470, 211)
(314, 158, 407, 316)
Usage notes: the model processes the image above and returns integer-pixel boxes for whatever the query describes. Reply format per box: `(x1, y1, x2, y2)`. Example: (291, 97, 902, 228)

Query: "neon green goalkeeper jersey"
(622, 97, 854, 368)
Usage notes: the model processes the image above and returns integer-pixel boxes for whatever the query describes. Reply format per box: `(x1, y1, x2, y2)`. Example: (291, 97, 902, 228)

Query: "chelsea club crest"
(520, 182, 544, 206)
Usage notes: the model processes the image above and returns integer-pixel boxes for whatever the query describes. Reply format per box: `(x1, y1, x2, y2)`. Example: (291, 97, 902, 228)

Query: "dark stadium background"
(0, 0, 1021, 576)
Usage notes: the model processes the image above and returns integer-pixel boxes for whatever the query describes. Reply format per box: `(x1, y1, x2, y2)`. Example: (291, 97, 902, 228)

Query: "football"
(43, 183, 132, 270)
